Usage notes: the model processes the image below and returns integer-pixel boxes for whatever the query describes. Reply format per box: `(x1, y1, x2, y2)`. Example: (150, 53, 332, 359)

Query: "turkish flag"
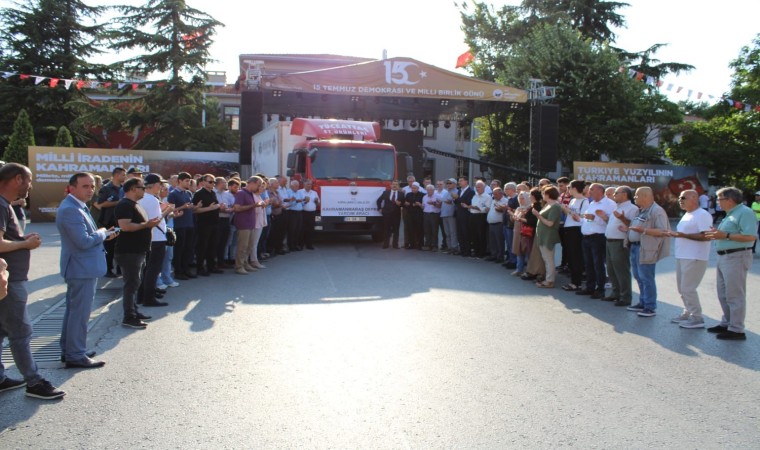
(456, 50, 474, 68)
(669, 175, 704, 195)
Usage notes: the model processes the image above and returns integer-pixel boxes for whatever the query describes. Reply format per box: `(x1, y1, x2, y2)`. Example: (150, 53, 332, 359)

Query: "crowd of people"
(378, 174, 758, 340)
(0, 162, 757, 401)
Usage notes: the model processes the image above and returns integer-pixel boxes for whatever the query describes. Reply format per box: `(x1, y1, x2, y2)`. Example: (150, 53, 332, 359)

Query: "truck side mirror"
(286, 153, 296, 169)
(405, 155, 413, 173)
(286, 169, 294, 177)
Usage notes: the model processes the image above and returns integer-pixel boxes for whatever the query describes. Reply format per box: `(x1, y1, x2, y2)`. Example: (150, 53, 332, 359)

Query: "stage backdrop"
(28, 146, 240, 222)
(573, 161, 709, 216)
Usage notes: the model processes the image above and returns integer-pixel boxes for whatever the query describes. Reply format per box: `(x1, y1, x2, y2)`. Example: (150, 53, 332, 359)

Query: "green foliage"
(108, 0, 223, 81)
(0, 0, 111, 148)
(55, 125, 74, 147)
(664, 33, 760, 192)
(459, 0, 687, 175)
(4, 110, 35, 165)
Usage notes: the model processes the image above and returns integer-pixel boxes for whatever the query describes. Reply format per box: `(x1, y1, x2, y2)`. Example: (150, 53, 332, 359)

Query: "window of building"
(224, 106, 240, 130)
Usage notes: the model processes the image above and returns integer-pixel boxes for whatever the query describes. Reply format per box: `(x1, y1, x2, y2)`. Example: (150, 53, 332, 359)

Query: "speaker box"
(533, 104, 559, 174)
(239, 91, 263, 165)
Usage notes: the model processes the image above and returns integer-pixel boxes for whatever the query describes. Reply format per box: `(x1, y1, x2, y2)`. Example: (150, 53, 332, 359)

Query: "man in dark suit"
(56, 173, 116, 368)
(454, 177, 474, 257)
(376, 180, 403, 249)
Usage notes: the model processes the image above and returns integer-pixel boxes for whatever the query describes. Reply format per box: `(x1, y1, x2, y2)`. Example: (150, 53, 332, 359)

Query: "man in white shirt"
(468, 180, 492, 258)
(298, 180, 320, 250)
(577, 183, 617, 298)
(486, 187, 509, 262)
(421, 184, 442, 250)
(137, 173, 174, 307)
(439, 178, 458, 253)
(214, 177, 235, 268)
(604, 186, 639, 306)
(668, 190, 713, 328)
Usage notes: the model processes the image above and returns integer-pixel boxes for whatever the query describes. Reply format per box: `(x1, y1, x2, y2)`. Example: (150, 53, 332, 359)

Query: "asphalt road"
(1, 226, 759, 448)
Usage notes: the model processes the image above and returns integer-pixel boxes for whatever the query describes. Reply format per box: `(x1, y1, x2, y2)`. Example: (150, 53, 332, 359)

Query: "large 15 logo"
(383, 61, 421, 86)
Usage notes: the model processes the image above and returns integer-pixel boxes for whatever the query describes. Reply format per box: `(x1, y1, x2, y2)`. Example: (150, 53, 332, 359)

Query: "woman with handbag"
(510, 190, 537, 276)
(532, 186, 562, 288)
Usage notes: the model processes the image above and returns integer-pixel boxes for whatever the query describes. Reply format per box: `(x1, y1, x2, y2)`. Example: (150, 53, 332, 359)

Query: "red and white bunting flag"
(131, 83, 138, 90)
(64, 79, 74, 89)
(34, 76, 46, 85)
(49, 78, 59, 88)
(77, 80, 85, 90)
(697, 92, 703, 99)
(676, 87, 684, 93)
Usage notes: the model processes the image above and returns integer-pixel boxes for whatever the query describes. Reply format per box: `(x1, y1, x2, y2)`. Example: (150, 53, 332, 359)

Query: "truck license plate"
(344, 217, 366, 222)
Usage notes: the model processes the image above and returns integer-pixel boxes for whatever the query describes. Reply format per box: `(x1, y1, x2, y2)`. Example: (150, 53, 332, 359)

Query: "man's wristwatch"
(726, 233, 731, 240)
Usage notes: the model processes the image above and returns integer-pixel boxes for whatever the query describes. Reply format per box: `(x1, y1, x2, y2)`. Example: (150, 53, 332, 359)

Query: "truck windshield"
(310, 146, 394, 181)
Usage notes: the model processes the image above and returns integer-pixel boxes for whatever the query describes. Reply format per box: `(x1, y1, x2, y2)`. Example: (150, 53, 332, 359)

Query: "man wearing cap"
(137, 174, 174, 307)
(168, 172, 197, 279)
(705, 187, 758, 340)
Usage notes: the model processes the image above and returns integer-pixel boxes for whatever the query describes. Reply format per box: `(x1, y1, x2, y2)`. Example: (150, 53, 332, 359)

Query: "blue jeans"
(630, 243, 658, 310)
(158, 244, 175, 285)
(516, 254, 527, 273)
(0, 282, 42, 384)
(504, 224, 515, 263)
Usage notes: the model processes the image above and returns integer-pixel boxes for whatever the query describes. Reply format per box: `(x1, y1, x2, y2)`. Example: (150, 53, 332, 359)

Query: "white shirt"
(699, 194, 709, 210)
(137, 193, 166, 242)
(215, 189, 235, 218)
(422, 192, 442, 214)
(605, 200, 639, 239)
(299, 189, 319, 212)
(580, 197, 616, 235)
(487, 197, 509, 223)
(470, 192, 491, 215)
(563, 197, 587, 228)
(675, 207, 713, 261)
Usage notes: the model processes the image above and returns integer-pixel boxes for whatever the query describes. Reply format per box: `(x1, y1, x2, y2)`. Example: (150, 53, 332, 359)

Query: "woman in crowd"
(510, 190, 535, 276)
(250, 178, 269, 269)
(520, 188, 546, 281)
(533, 186, 562, 288)
(560, 180, 587, 291)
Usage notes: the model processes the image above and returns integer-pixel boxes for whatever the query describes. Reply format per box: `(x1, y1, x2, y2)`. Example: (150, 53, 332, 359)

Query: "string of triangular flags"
(0, 70, 177, 91)
(621, 67, 760, 112)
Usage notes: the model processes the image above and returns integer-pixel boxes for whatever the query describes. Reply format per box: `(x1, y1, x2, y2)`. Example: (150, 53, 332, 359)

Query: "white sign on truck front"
(320, 186, 385, 217)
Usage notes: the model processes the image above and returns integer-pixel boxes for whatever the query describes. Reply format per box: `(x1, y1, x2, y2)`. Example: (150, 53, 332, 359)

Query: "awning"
(256, 57, 527, 121)
(263, 57, 526, 103)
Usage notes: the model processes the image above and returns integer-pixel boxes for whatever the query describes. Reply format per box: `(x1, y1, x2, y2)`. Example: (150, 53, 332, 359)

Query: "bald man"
(625, 187, 671, 317)
(668, 190, 713, 329)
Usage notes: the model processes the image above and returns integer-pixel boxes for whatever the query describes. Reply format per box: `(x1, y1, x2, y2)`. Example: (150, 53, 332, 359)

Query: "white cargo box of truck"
(251, 121, 303, 177)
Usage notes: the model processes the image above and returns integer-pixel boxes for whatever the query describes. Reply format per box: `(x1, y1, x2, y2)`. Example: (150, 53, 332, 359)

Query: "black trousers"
(564, 226, 584, 286)
(468, 213, 488, 257)
(173, 227, 195, 275)
(104, 238, 116, 273)
(287, 211, 303, 250)
(195, 222, 219, 271)
(408, 211, 423, 248)
(382, 210, 401, 247)
(216, 217, 231, 265)
(138, 241, 166, 304)
(267, 214, 286, 253)
(456, 210, 470, 255)
(302, 211, 316, 247)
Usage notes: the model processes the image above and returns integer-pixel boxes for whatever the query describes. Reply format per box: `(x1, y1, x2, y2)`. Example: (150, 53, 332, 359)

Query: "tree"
(0, 0, 110, 148)
(55, 125, 74, 147)
(108, 0, 223, 81)
(4, 109, 35, 165)
(665, 34, 760, 191)
(459, 0, 685, 175)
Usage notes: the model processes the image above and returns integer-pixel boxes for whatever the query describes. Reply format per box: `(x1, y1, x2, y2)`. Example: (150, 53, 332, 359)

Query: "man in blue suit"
(56, 173, 116, 369)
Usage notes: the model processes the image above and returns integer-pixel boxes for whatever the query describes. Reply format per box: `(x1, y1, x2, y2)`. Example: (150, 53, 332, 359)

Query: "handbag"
(159, 226, 177, 246)
(520, 223, 535, 238)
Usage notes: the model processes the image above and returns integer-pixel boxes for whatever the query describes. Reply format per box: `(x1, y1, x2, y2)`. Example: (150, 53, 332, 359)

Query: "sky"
(3, 0, 759, 103)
